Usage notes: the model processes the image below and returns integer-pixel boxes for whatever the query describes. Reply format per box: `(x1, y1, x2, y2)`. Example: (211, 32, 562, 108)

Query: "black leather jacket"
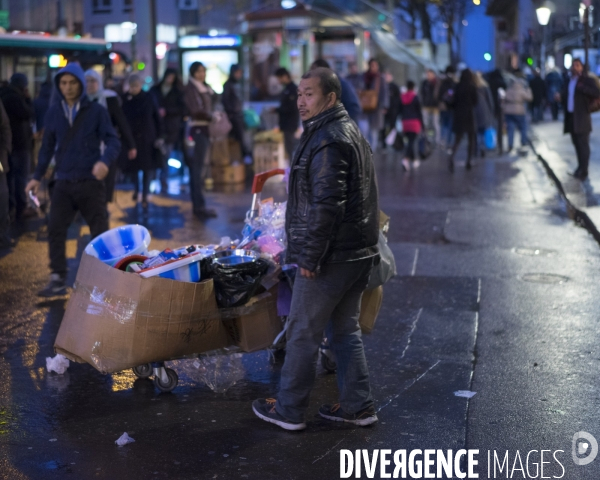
(285, 104, 379, 272)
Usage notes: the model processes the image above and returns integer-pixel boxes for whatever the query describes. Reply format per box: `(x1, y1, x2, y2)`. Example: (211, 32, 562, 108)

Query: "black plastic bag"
(393, 132, 405, 151)
(419, 135, 433, 160)
(210, 259, 270, 308)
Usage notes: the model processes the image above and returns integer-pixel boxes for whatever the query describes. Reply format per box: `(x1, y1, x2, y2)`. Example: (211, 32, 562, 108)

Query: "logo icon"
(572, 431, 598, 466)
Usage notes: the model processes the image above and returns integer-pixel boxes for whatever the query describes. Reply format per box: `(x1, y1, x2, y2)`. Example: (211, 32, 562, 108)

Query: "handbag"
(367, 231, 397, 289)
(209, 111, 232, 139)
(385, 128, 397, 146)
(393, 132, 405, 151)
(484, 127, 497, 150)
(418, 135, 433, 160)
(359, 76, 380, 113)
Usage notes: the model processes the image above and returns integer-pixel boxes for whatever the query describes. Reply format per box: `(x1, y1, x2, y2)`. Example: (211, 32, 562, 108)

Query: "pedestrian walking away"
(399, 80, 424, 171)
(0, 99, 13, 250)
(183, 61, 218, 219)
(420, 69, 441, 144)
(150, 67, 185, 192)
(485, 69, 507, 154)
(438, 66, 456, 150)
(274, 67, 300, 161)
(559, 58, 600, 181)
(0, 73, 34, 221)
(311, 59, 362, 124)
(545, 68, 563, 121)
(25, 63, 120, 297)
(504, 70, 533, 153)
(381, 70, 401, 150)
(448, 69, 478, 172)
(121, 74, 163, 209)
(222, 64, 251, 162)
(85, 69, 137, 203)
(474, 72, 495, 158)
(529, 69, 546, 124)
(252, 67, 380, 431)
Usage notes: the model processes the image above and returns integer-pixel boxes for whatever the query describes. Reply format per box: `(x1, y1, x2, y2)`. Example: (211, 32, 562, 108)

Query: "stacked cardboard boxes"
(210, 137, 245, 185)
(253, 130, 287, 173)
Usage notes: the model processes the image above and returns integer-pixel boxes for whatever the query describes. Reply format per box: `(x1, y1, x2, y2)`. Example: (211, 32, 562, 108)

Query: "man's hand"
(25, 179, 40, 196)
(300, 268, 316, 279)
(92, 162, 109, 181)
(128, 148, 137, 160)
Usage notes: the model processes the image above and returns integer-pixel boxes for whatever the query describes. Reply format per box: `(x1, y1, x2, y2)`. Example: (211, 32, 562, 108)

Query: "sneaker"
(413, 159, 421, 169)
(401, 158, 410, 171)
(319, 403, 378, 426)
(38, 273, 67, 297)
(252, 398, 306, 431)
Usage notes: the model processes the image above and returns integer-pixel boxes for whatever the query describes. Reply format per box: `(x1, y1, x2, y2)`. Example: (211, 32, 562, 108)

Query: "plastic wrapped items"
(240, 201, 287, 260)
(169, 352, 245, 393)
(210, 258, 270, 308)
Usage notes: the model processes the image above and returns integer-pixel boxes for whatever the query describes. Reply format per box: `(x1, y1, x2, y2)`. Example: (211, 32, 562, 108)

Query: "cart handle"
(251, 169, 286, 194)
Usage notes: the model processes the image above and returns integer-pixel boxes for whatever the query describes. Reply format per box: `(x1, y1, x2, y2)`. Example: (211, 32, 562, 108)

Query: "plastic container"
(139, 253, 204, 282)
(84, 225, 151, 267)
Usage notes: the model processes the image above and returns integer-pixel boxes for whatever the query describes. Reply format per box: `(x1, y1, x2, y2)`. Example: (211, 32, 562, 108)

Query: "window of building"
(123, 0, 133, 12)
(93, 0, 112, 14)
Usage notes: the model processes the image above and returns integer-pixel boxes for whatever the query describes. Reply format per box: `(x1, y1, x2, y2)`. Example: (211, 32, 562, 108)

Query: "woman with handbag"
(183, 61, 218, 219)
(361, 59, 389, 150)
(474, 71, 496, 158)
(399, 80, 424, 171)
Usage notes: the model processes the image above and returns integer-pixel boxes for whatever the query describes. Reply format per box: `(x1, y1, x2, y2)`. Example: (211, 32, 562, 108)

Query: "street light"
(536, 6, 552, 76)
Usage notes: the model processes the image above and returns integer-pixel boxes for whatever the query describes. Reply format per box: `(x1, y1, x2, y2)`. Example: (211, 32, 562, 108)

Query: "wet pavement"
(2, 140, 600, 479)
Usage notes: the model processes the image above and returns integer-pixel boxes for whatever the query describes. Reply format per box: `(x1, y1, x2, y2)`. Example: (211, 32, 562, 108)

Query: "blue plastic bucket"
(85, 225, 151, 267)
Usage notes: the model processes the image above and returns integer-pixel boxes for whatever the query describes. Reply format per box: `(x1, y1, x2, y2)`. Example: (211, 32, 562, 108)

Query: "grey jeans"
(276, 258, 375, 422)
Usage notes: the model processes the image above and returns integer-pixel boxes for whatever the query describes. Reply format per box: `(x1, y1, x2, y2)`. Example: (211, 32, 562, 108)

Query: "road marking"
(411, 248, 419, 276)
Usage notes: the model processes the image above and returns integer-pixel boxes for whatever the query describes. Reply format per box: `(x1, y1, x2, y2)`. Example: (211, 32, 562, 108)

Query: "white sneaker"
(413, 160, 421, 169)
(401, 159, 410, 171)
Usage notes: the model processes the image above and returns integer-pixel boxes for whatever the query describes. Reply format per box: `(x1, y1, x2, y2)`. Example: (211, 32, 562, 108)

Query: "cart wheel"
(132, 363, 152, 379)
(154, 368, 178, 393)
(320, 353, 337, 373)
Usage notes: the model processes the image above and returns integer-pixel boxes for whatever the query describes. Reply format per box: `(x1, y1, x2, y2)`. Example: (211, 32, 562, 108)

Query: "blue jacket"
(339, 77, 362, 123)
(34, 63, 120, 181)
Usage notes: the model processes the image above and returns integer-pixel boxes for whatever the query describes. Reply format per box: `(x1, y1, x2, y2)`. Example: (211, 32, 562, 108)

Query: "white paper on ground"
(115, 432, 135, 446)
(46, 354, 70, 374)
(454, 390, 477, 399)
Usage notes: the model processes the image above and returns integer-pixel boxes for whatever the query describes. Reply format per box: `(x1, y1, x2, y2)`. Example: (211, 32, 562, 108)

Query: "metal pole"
(149, 0, 158, 82)
(541, 26, 546, 77)
(585, 6, 590, 68)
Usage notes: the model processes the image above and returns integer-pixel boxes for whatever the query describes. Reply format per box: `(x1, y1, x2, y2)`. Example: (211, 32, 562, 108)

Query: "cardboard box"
(54, 254, 229, 373)
(211, 164, 246, 184)
(359, 286, 383, 334)
(228, 138, 242, 164)
(210, 137, 231, 167)
(223, 287, 282, 353)
(253, 141, 287, 173)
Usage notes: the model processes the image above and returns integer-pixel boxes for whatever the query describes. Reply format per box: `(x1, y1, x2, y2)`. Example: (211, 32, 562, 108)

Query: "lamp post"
(536, 6, 551, 76)
(579, 1, 591, 68)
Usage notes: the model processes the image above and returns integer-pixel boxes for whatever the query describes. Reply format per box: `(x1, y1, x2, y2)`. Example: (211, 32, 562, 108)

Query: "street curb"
(528, 142, 600, 245)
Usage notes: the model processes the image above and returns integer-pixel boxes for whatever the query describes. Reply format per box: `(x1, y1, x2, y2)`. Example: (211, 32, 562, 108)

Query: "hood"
(84, 68, 105, 103)
(54, 63, 87, 102)
(401, 91, 417, 104)
(10, 73, 28, 91)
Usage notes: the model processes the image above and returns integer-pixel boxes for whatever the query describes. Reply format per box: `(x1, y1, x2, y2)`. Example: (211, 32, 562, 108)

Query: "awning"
(370, 30, 437, 70)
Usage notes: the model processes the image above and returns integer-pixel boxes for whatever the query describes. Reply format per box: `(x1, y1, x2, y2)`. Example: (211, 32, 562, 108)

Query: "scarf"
(189, 77, 213, 95)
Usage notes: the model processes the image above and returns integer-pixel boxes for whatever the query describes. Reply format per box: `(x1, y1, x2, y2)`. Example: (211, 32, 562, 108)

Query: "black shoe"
(574, 171, 588, 181)
(252, 398, 306, 431)
(38, 274, 67, 297)
(194, 208, 217, 219)
(318, 403, 378, 426)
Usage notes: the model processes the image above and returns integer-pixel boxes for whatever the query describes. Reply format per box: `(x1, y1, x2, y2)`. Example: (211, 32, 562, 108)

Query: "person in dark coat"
(545, 69, 563, 121)
(363, 59, 389, 150)
(399, 80, 424, 171)
(559, 58, 600, 181)
(381, 71, 401, 150)
(420, 69, 441, 144)
(150, 68, 186, 191)
(0, 100, 13, 249)
(121, 75, 163, 208)
(438, 66, 456, 149)
(448, 68, 478, 172)
(222, 64, 251, 160)
(484, 69, 507, 154)
(0, 73, 34, 221)
(33, 80, 53, 133)
(274, 67, 300, 160)
(252, 67, 379, 431)
(529, 69, 546, 123)
(311, 59, 362, 123)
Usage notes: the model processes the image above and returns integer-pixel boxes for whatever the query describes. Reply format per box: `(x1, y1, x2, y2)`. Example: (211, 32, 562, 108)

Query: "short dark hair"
(311, 58, 330, 69)
(274, 67, 291, 78)
(189, 61, 205, 78)
(445, 65, 456, 75)
(301, 67, 341, 102)
(406, 80, 415, 90)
